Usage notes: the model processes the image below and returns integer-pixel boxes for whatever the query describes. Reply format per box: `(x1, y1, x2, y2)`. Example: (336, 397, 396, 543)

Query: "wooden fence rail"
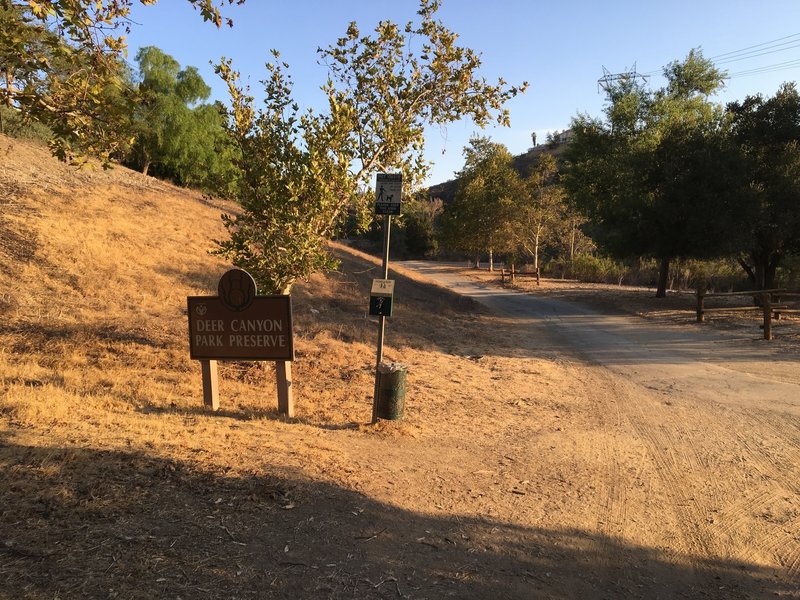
(500, 267, 541, 287)
(695, 287, 800, 340)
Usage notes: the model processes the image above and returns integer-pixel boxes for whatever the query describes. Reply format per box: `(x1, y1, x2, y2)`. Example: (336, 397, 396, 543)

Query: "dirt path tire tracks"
(558, 334, 800, 593)
(398, 261, 800, 595)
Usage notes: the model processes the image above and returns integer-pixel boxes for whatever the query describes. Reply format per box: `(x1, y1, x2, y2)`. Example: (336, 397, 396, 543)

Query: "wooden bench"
(500, 267, 541, 286)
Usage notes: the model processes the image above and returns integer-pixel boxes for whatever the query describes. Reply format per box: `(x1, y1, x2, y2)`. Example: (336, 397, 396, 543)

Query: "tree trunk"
(738, 251, 780, 302)
(4, 71, 13, 108)
(1, 71, 10, 133)
(737, 254, 756, 288)
(656, 256, 670, 298)
(473, 253, 480, 269)
(569, 222, 576, 261)
(142, 158, 151, 177)
(766, 256, 780, 291)
(533, 230, 540, 272)
(488, 248, 494, 272)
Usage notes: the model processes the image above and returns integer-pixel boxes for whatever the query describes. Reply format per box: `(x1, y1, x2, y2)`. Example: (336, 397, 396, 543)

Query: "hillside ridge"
(426, 140, 568, 203)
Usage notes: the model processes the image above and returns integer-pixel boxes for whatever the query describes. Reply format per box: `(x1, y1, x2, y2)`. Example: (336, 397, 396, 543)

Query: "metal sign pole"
(377, 214, 391, 360)
(371, 172, 402, 423)
(372, 214, 391, 422)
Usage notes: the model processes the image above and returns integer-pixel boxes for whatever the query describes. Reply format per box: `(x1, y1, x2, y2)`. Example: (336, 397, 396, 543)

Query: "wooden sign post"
(187, 269, 295, 415)
(201, 359, 220, 410)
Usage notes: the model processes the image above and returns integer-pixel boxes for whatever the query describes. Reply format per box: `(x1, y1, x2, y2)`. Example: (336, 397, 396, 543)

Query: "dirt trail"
(393, 260, 800, 598)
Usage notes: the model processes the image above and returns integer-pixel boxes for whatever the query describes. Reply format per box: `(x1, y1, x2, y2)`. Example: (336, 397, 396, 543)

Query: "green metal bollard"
(376, 362, 407, 420)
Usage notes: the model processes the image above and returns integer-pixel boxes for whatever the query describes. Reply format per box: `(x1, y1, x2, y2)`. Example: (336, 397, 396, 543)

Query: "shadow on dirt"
(0, 439, 790, 599)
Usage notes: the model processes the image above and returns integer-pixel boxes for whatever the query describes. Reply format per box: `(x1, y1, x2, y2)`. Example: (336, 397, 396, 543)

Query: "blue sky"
(126, 1, 800, 186)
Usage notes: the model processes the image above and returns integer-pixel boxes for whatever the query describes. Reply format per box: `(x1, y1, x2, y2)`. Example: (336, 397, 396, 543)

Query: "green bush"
(544, 255, 749, 291)
(568, 254, 629, 284)
(675, 258, 746, 292)
(776, 254, 800, 292)
(0, 107, 52, 143)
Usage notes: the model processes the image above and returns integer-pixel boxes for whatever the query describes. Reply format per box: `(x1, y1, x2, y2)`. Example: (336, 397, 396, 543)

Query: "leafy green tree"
(564, 50, 733, 297)
(127, 46, 234, 190)
(0, 5, 53, 136)
(0, 3, 52, 110)
(513, 153, 566, 272)
(1, 4, 137, 159)
(0, 0, 244, 163)
(398, 197, 443, 258)
(548, 216, 595, 278)
(131, 46, 205, 176)
(728, 83, 800, 291)
(439, 136, 520, 269)
(214, 0, 526, 293)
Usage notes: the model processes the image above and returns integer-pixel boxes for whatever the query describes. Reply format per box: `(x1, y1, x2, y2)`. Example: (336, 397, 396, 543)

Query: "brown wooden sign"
(188, 269, 295, 416)
(187, 295, 294, 361)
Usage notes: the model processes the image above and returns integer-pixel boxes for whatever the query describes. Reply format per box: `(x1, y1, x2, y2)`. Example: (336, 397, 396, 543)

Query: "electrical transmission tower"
(597, 64, 649, 93)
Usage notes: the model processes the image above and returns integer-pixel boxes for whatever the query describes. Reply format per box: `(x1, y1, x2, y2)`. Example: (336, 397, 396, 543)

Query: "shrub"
(676, 258, 748, 292)
(544, 255, 749, 291)
(776, 254, 800, 292)
(0, 107, 52, 143)
(568, 254, 629, 284)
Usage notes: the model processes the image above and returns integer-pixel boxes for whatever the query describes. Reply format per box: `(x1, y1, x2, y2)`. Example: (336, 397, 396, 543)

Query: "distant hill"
(425, 138, 569, 204)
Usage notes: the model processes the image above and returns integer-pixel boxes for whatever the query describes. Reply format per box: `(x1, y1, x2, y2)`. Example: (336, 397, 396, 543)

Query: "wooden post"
(696, 288, 705, 323)
(762, 293, 773, 340)
(201, 359, 219, 411)
(276, 360, 294, 417)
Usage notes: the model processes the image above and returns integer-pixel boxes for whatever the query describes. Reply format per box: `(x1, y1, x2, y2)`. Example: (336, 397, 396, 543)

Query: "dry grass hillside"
(2, 135, 797, 599)
(0, 135, 566, 598)
(0, 135, 483, 423)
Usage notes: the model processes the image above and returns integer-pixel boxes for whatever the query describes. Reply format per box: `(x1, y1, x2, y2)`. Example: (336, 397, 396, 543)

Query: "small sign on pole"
(375, 173, 402, 215)
(371, 172, 404, 423)
(369, 279, 395, 317)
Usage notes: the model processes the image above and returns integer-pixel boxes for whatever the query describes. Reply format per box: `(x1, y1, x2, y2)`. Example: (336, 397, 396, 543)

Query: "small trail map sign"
(375, 173, 402, 215)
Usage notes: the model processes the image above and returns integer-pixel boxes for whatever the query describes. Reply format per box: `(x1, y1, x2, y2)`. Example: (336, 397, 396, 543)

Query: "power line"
(708, 32, 800, 61)
(727, 58, 800, 78)
(639, 32, 800, 79)
(713, 42, 800, 66)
